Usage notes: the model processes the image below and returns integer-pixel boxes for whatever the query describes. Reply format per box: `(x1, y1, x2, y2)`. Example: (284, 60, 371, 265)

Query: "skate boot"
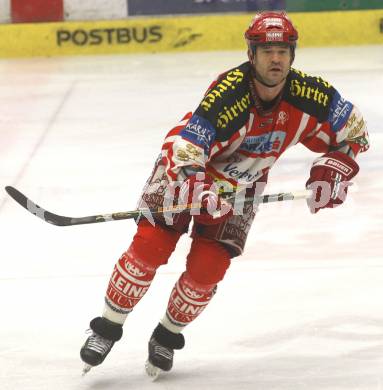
(80, 317, 123, 375)
(145, 323, 185, 380)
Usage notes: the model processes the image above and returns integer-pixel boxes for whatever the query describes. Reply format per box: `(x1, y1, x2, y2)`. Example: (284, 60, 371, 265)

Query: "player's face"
(251, 44, 292, 86)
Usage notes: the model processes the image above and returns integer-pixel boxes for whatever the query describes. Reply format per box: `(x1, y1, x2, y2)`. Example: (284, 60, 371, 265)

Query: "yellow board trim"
(0, 10, 382, 58)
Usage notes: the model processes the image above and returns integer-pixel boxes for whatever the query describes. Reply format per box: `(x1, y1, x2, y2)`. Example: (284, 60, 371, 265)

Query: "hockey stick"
(4, 186, 312, 227)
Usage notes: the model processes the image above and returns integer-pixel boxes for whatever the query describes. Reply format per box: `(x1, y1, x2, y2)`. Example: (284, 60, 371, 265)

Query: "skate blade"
(82, 364, 92, 376)
(145, 360, 162, 381)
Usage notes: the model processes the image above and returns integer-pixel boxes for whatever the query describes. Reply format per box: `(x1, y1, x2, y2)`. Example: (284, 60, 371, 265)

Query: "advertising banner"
(0, 10, 382, 58)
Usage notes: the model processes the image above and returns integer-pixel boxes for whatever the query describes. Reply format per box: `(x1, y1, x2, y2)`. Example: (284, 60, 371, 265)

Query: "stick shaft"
(5, 186, 312, 227)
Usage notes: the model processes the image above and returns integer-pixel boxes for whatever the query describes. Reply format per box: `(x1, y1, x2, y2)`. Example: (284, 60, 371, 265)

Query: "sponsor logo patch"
(176, 144, 202, 162)
(222, 163, 259, 182)
(329, 91, 353, 132)
(345, 112, 366, 140)
(180, 115, 215, 152)
(239, 131, 286, 154)
(266, 31, 283, 41)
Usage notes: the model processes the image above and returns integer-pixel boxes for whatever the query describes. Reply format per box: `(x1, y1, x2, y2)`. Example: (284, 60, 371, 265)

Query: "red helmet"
(245, 12, 298, 48)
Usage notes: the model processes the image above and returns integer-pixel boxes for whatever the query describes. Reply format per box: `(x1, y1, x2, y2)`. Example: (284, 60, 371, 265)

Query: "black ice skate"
(145, 323, 185, 380)
(80, 317, 123, 375)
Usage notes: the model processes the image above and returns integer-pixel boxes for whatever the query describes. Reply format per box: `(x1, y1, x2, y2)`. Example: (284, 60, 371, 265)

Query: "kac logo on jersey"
(239, 131, 286, 154)
(329, 91, 353, 132)
(276, 110, 289, 125)
(180, 114, 215, 152)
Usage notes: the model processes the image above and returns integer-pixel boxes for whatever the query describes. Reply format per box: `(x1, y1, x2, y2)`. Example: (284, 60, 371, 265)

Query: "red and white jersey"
(161, 62, 369, 188)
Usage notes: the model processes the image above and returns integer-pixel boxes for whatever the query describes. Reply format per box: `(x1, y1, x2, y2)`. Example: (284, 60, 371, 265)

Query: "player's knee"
(186, 237, 231, 285)
(130, 220, 181, 268)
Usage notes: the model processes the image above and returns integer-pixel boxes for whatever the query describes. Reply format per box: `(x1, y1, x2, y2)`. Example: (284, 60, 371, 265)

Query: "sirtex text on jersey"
(290, 79, 330, 107)
(201, 69, 244, 111)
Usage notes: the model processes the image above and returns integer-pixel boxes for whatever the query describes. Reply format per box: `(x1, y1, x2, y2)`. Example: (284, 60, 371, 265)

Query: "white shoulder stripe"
(247, 112, 255, 132)
(285, 113, 310, 150)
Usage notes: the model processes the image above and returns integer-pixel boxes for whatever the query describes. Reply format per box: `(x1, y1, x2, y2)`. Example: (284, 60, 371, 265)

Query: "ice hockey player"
(80, 11, 369, 378)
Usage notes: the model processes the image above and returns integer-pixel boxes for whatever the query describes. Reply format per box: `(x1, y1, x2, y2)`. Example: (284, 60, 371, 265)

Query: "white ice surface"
(0, 45, 382, 390)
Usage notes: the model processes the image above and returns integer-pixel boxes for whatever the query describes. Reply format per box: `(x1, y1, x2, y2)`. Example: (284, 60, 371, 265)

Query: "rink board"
(0, 9, 382, 57)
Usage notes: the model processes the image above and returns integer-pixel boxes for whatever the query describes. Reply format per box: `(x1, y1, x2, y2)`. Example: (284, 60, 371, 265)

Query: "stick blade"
(5, 185, 28, 208)
(4, 186, 72, 226)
